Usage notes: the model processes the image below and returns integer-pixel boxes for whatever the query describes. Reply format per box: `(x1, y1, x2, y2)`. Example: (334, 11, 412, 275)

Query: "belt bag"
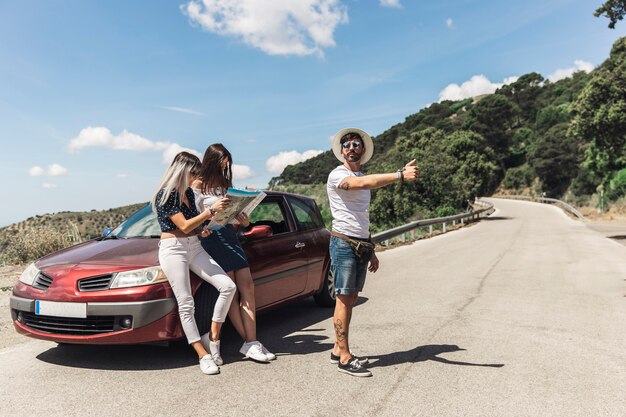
(331, 232, 375, 262)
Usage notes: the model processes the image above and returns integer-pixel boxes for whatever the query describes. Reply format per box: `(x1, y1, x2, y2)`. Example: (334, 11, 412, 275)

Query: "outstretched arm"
(338, 159, 419, 191)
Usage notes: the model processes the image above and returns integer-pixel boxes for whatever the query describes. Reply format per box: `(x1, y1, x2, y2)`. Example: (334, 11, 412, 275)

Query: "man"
(326, 127, 419, 377)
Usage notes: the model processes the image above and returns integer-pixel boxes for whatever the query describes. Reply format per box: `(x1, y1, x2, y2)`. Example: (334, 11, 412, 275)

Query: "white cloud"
(67, 127, 171, 153)
(446, 18, 454, 28)
(233, 164, 254, 179)
(266, 149, 323, 174)
(42, 183, 57, 189)
(181, 0, 349, 57)
(379, 0, 402, 8)
(158, 106, 205, 116)
(29, 164, 68, 177)
(162, 143, 202, 165)
(29, 166, 45, 176)
(547, 60, 594, 82)
(47, 164, 67, 176)
(438, 74, 518, 102)
(117, 173, 129, 178)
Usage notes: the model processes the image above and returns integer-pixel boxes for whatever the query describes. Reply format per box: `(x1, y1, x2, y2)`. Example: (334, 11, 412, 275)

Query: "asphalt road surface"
(1, 198, 624, 417)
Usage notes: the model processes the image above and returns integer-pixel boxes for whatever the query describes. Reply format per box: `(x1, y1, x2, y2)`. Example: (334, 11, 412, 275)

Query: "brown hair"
(340, 131, 363, 144)
(197, 143, 233, 195)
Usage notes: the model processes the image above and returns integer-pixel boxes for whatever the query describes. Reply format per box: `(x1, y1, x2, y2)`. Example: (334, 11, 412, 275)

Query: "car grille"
(33, 272, 54, 290)
(78, 274, 114, 292)
(20, 312, 117, 335)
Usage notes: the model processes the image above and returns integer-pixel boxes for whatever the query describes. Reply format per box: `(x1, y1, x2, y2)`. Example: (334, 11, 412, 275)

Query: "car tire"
(314, 265, 335, 307)
(194, 283, 219, 336)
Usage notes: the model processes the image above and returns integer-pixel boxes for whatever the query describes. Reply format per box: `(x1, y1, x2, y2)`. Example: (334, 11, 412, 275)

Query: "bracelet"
(396, 169, 404, 182)
(209, 207, 217, 216)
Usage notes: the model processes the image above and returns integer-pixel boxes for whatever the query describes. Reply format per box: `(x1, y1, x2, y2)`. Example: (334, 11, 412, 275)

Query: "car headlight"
(109, 266, 168, 289)
(19, 263, 40, 286)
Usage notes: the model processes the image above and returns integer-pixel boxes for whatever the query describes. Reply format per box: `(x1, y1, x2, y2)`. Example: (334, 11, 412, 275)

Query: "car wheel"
(194, 283, 219, 336)
(314, 265, 335, 307)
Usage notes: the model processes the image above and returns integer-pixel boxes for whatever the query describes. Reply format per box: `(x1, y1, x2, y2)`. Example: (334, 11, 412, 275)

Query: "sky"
(0, 0, 623, 227)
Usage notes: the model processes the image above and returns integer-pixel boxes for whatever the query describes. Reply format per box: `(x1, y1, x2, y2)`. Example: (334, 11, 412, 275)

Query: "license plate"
(35, 300, 87, 318)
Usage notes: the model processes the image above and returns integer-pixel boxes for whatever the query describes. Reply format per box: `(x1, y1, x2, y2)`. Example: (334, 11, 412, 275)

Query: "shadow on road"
(35, 296, 368, 370)
(365, 344, 504, 369)
(481, 216, 513, 221)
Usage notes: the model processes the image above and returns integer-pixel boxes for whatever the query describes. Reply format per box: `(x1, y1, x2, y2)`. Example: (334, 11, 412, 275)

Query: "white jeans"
(158, 236, 236, 344)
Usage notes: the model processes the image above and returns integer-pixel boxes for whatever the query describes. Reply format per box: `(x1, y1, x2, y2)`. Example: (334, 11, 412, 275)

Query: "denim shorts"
(330, 236, 368, 295)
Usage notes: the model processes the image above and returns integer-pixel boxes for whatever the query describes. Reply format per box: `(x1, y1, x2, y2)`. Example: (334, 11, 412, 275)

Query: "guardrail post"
(443, 222, 446, 233)
(429, 225, 433, 234)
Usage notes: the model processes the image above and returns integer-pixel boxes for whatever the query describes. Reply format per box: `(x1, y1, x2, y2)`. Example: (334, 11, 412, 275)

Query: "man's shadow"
(365, 344, 504, 369)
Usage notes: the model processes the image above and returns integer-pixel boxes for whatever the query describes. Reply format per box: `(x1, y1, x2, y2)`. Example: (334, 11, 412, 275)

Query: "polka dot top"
(155, 188, 201, 232)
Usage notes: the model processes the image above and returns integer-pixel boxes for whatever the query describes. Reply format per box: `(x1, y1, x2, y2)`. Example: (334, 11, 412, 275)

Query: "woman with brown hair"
(192, 143, 275, 364)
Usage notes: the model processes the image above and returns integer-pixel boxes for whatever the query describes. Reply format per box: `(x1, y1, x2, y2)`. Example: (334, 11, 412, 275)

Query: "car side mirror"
(243, 225, 273, 240)
(102, 227, 113, 237)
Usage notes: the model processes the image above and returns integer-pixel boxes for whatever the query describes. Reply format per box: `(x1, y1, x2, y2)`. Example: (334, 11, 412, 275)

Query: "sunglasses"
(341, 140, 362, 149)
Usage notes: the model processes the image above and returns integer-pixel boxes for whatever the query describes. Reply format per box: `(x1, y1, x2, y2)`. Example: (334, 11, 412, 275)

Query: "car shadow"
(35, 296, 369, 371)
(364, 344, 504, 369)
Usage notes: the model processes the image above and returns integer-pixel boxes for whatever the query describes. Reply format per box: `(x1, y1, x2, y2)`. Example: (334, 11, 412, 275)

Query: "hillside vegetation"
(271, 37, 626, 232)
(0, 203, 146, 265)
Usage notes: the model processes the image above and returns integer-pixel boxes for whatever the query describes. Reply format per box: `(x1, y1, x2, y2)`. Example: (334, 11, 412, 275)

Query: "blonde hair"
(151, 152, 201, 212)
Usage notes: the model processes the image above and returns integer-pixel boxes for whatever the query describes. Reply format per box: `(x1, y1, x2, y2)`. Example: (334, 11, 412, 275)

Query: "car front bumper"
(10, 295, 181, 344)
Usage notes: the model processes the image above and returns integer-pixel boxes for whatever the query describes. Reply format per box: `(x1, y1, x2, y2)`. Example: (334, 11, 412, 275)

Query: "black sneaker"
(330, 352, 369, 365)
(338, 356, 372, 377)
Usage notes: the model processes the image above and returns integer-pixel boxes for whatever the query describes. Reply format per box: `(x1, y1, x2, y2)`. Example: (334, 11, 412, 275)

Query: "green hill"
(270, 36, 626, 232)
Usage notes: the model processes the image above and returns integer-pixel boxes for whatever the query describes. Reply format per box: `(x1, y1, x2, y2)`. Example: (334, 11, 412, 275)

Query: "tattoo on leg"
(334, 319, 347, 342)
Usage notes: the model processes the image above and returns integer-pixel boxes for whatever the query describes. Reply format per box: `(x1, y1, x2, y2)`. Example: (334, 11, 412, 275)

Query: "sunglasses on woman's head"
(342, 140, 361, 149)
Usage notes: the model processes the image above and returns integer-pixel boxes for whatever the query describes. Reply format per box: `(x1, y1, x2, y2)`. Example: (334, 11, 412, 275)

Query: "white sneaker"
(239, 341, 269, 363)
(258, 342, 276, 361)
(199, 354, 219, 375)
(200, 333, 223, 366)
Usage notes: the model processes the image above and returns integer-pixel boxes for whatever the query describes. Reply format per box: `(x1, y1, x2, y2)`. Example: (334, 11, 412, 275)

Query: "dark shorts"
(329, 236, 368, 295)
(200, 225, 249, 273)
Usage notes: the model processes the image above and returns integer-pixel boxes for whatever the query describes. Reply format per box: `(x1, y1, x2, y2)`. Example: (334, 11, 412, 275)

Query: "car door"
(285, 195, 328, 294)
(242, 196, 309, 309)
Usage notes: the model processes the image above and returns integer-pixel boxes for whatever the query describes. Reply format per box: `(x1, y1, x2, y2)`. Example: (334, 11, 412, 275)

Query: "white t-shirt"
(191, 187, 222, 213)
(327, 165, 371, 239)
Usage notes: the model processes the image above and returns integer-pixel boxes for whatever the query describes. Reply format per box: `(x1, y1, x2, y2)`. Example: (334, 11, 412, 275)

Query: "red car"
(10, 191, 335, 344)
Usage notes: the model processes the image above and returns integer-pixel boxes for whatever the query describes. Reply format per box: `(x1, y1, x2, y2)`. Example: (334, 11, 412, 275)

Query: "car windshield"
(109, 205, 161, 238)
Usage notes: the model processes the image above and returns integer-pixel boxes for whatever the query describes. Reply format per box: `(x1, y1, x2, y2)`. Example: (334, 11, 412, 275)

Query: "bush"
(502, 165, 534, 190)
(434, 205, 457, 217)
(607, 167, 626, 200)
(0, 224, 80, 265)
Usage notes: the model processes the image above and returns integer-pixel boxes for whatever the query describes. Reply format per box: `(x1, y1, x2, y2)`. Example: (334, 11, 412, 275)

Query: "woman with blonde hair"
(192, 143, 275, 363)
(152, 151, 236, 375)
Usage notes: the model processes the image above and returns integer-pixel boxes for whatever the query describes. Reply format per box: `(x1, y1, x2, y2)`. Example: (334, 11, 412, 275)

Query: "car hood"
(35, 238, 160, 279)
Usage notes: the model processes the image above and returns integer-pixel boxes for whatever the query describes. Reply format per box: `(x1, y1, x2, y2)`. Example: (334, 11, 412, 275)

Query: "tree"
(595, 0, 626, 28)
(498, 72, 545, 124)
(529, 123, 581, 197)
(463, 94, 519, 169)
(571, 36, 626, 183)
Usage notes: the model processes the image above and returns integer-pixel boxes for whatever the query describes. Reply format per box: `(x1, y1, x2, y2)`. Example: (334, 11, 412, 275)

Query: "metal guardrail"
(372, 199, 494, 245)
(492, 195, 584, 219)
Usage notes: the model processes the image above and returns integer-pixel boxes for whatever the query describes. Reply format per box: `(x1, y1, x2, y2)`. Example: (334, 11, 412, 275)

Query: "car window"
(248, 200, 290, 235)
(287, 197, 323, 231)
(110, 205, 162, 238)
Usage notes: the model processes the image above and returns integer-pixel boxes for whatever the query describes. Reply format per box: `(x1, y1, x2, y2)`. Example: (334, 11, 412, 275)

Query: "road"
(0, 198, 625, 417)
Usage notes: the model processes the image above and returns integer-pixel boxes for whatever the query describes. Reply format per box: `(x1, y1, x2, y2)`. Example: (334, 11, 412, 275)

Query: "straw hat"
(331, 127, 374, 164)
